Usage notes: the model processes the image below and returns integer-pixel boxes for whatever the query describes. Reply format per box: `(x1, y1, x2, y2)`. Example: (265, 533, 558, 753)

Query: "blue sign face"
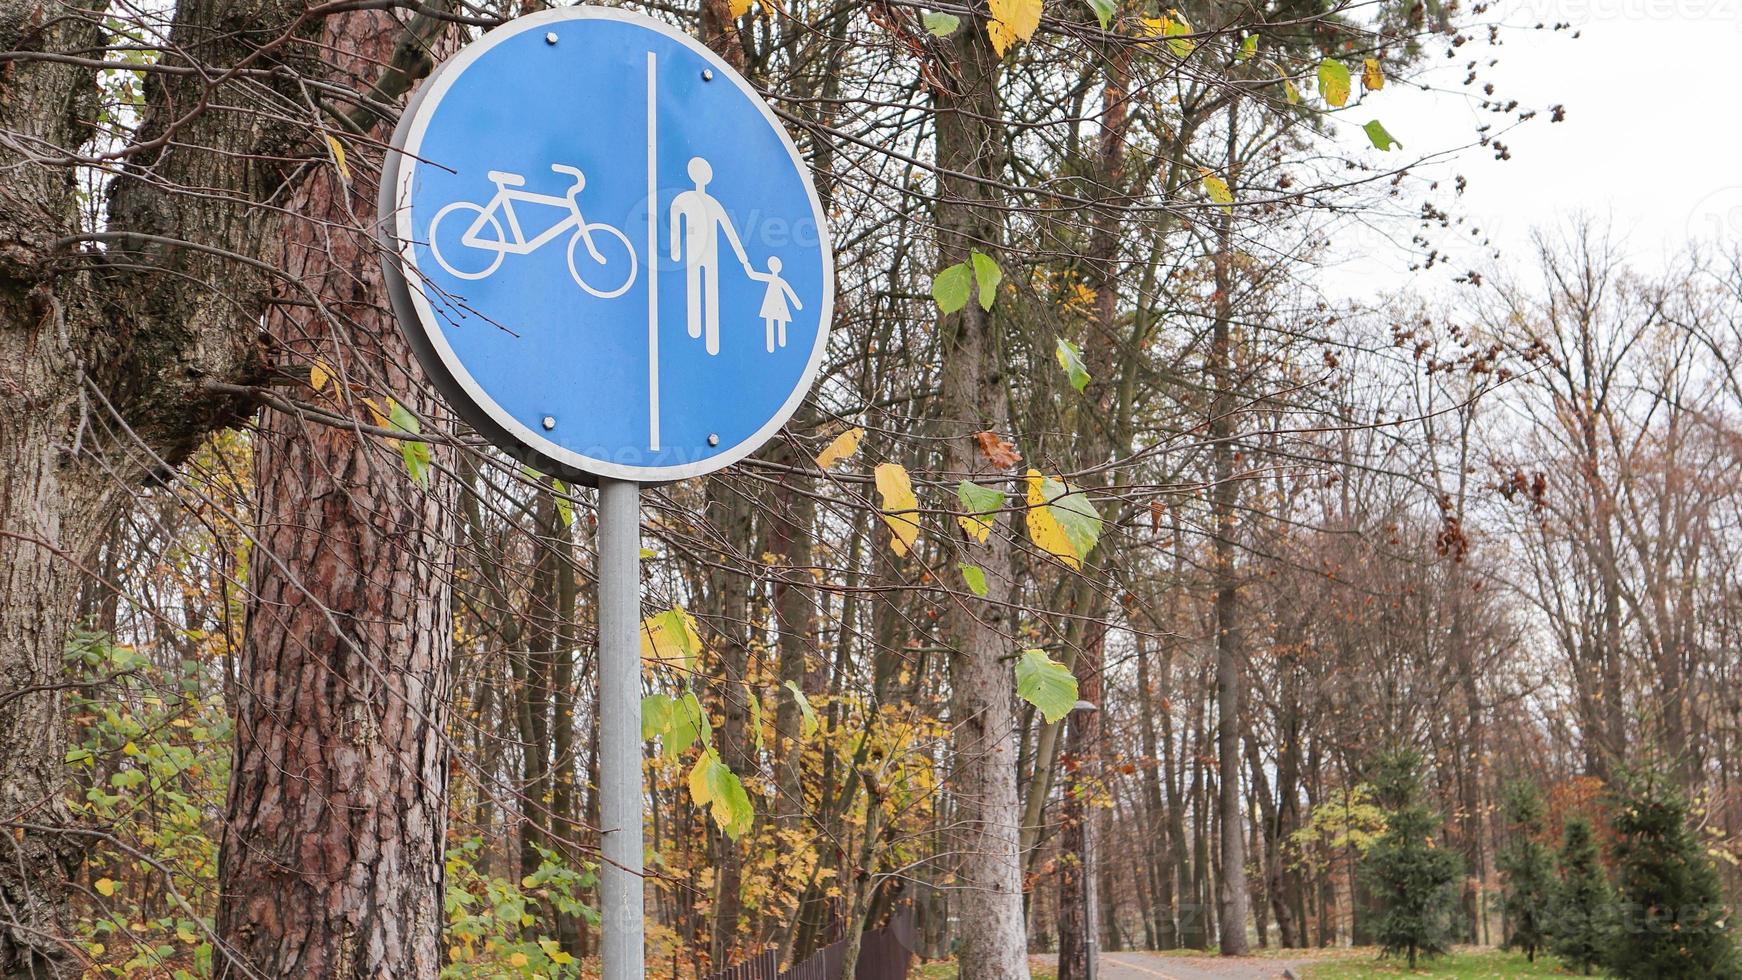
(382, 7, 833, 483)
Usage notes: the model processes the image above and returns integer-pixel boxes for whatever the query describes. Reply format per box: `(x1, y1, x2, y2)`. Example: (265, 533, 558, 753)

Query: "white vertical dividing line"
(646, 51, 660, 451)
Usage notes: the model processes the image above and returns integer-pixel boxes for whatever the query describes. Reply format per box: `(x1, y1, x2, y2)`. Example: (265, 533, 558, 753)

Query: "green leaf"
(641, 693, 675, 742)
(1015, 648, 1079, 724)
(970, 250, 1003, 311)
(1317, 58, 1351, 107)
(1055, 338, 1091, 392)
(551, 480, 575, 528)
(688, 748, 754, 839)
(1363, 119, 1401, 151)
(959, 562, 989, 597)
(1237, 33, 1257, 61)
(783, 680, 820, 738)
(1083, 0, 1116, 29)
(388, 400, 430, 489)
(1160, 15, 1195, 58)
(663, 692, 711, 760)
(956, 479, 1005, 543)
(922, 11, 960, 35)
(932, 261, 972, 314)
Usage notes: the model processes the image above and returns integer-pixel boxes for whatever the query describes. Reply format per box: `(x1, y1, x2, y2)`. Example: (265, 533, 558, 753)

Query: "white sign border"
(380, 5, 835, 484)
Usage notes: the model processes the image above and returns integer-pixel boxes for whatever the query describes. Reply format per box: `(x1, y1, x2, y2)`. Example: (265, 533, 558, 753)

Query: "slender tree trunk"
(769, 436, 816, 832)
(935, 6, 1028, 974)
(215, 12, 453, 976)
(707, 484, 755, 964)
(1209, 110, 1252, 957)
(1057, 626, 1106, 980)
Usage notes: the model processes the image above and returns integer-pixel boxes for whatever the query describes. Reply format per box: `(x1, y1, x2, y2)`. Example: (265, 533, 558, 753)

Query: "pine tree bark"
(213, 10, 454, 976)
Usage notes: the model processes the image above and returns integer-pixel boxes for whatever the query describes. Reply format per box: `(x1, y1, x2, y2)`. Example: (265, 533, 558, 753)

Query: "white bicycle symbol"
(428, 164, 638, 299)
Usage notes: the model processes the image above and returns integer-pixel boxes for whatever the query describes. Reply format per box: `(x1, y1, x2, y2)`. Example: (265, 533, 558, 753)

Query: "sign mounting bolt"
(707, 433, 720, 446)
(545, 32, 558, 44)
(701, 69, 714, 81)
(542, 416, 557, 430)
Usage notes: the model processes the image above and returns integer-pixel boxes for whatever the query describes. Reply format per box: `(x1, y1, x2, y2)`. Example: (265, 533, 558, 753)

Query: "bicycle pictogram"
(427, 163, 638, 299)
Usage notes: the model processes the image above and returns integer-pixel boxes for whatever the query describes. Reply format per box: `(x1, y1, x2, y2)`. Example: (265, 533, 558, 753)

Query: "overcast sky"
(1316, 0, 1734, 296)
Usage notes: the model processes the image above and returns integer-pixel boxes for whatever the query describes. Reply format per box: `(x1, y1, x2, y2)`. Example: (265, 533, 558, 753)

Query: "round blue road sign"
(381, 6, 833, 483)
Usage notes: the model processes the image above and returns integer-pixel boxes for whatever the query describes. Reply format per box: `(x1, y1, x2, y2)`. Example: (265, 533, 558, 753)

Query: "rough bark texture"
(1210, 112, 1252, 958)
(1056, 629, 1105, 980)
(935, 7, 1029, 976)
(1, 0, 321, 970)
(0, 12, 106, 955)
(213, 12, 454, 976)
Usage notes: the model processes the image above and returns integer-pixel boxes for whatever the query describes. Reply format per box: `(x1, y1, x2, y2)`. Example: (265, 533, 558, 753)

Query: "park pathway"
(1067, 951, 1310, 980)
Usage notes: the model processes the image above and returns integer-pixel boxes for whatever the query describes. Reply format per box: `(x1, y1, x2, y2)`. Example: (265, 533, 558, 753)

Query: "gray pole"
(598, 478, 644, 980)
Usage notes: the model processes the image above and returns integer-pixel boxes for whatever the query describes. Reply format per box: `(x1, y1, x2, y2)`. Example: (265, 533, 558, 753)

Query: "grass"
(917, 946, 1602, 979)
(1301, 947, 1608, 978)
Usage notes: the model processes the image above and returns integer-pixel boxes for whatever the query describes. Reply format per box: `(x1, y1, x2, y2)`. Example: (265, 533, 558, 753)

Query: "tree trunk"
(1, 0, 326, 968)
(215, 12, 454, 976)
(0, 379, 108, 979)
(1057, 626, 1105, 980)
(707, 482, 755, 964)
(1209, 108, 1252, 957)
(936, 6, 1028, 974)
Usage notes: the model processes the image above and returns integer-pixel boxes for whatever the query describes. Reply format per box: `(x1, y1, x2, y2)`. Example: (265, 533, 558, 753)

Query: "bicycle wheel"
(429, 202, 507, 281)
(566, 222, 638, 299)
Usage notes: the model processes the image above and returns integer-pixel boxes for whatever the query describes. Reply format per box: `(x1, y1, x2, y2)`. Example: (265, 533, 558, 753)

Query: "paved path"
(1054, 951, 1310, 980)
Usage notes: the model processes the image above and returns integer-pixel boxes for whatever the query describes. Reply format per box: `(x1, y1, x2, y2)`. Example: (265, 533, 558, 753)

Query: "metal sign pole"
(597, 477, 644, 980)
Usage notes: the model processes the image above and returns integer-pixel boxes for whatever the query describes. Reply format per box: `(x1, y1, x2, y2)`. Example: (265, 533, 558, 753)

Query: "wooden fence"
(699, 908, 917, 980)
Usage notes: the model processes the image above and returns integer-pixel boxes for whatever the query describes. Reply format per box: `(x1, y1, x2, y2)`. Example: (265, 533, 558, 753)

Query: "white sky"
(1319, 0, 1739, 295)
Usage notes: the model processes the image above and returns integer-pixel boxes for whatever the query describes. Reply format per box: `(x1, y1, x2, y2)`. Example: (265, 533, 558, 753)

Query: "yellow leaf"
(121, 741, 138, 757)
(95, 878, 116, 897)
(1025, 469, 1080, 570)
(362, 397, 390, 429)
(1363, 57, 1385, 91)
(986, 0, 1042, 56)
(177, 928, 197, 943)
(1198, 167, 1233, 211)
(324, 134, 349, 181)
(509, 951, 529, 968)
(640, 607, 703, 670)
(729, 0, 754, 14)
(814, 426, 865, 468)
(874, 462, 921, 556)
(1139, 13, 1196, 57)
(310, 359, 332, 393)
